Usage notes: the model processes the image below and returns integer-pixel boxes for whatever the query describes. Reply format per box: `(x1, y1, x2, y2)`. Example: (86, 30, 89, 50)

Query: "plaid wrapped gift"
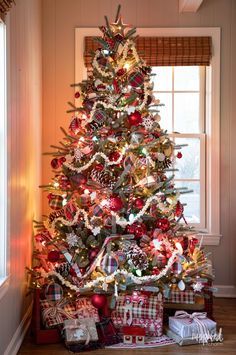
(128, 71, 144, 88)
(40, 298, 76, 328)
(44, 282, 63, 302)
(48, 194, 63, 210)
(111, 293, 163, 337)
(76, 298, 100, 323)
(165, 289, 195, 304)
(64, 318, 98, 345)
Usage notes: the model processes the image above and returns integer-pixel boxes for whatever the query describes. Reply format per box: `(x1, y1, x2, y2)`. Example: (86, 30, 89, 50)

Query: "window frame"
(152, 66, 206, 229)
(75, 27, 221, 246)
(0, 19, 9, 298)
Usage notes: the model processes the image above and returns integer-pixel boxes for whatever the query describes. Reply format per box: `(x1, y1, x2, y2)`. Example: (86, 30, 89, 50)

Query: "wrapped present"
(96, 317, 121, 346)
(169, 310, 217, 344)
(63, 318, 98, 345)
(111, 292, 163, 337)
(164, 289, 195, 304)
(76, 297, 100, 322)
(40, 298, 76, 328)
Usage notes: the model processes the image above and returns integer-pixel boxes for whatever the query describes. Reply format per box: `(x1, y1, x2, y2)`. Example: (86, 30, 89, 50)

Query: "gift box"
(63, 318, 98, 345)
(169, 310, 217, 342)
(40, 298, 76, 328)
(111, 292, 163, 337)
(96, 317, 121, 346)
(76, 297, 100, 322)
(164, 289, 195, 304)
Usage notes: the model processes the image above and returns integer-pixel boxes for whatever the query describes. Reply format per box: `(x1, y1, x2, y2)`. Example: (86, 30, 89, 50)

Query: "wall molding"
(214, 285, 236, 298)
(3, 301, 33, 355)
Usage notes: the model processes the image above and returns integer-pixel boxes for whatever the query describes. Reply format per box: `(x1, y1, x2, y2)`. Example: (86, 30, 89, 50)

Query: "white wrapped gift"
(169, 311, 217, 342)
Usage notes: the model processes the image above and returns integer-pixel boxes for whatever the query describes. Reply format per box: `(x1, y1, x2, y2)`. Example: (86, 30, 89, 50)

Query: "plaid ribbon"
(93, 205, 103, 217)
(41, 298, 76, 328)
(165, 289, 195, 304)
(49, 195, 63, 210)
(128, 71, 144, 88)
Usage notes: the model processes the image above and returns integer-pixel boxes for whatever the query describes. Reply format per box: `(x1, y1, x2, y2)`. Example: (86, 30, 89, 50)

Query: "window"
(75, 27, 221, 245)
(0, 20, 7, 285)
(152, 66, 205, 229)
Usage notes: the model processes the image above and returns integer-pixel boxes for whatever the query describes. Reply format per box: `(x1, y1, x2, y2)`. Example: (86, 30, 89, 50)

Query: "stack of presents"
(31, 279, 222, 351)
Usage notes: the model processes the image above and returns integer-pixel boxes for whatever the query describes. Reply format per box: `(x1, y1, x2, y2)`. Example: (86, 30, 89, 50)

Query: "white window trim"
(75, 27, 221, 246)
(0, 18, 10, 299)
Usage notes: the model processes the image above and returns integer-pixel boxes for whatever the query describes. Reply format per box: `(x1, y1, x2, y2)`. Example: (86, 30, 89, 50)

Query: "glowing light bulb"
(84, 189, 90, 195)
(53, 182, 59, 188)
(124, 63, 130, 70)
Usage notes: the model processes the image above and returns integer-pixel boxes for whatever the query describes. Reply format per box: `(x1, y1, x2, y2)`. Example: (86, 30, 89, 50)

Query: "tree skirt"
(106, 335, 176, 349)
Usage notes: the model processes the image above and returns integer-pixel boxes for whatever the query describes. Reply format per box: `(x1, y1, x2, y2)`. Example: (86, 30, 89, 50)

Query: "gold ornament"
(110, 16, 130, 37)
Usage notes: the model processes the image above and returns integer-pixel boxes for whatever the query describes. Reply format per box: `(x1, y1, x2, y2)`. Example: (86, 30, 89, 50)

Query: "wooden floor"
(18, 298, 236, 355)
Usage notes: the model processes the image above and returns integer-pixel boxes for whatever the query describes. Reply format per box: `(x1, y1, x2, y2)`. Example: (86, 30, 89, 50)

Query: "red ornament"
(89, 248, 99, 262)
(110, 196, 124, 212)
(126, 223, 147, 239)
(175, 201, 184, 217)
(109, 151, 120, 162)
(91, 294, 107, 309)
(58, 156, 66, 164)
(152, 267, 160, 275)
(51, 158, 60, 169)
(156, 218, 170, 232)
(94, 164, 104, 171)
(70, 173, 87, 186)
(133, 198, 144, 210)
(48, 250, 60, 263)
(74, 91, 80, 99)
(177, 152, 183, 159)
(128, 111, 142, 126)
(117, 68, 127, 76)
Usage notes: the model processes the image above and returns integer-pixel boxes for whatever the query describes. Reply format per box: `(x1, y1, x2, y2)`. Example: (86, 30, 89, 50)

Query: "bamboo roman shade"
(0, 0, 15, 22)
(84, 36, 212, 67)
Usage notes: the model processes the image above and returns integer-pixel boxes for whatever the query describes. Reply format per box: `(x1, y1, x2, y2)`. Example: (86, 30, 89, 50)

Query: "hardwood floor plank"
(18, 298, 236, 354)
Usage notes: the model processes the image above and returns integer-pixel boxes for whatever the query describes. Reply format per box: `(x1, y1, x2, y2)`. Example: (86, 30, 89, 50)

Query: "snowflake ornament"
(142, 116, 154, 130)
(192, 281, 204, 292)
(92, 226, 101, 236)
(66, 232, 78, 247)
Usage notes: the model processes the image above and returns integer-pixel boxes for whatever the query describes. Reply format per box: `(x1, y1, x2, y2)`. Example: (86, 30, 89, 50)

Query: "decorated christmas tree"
(30, 6, 212, 306)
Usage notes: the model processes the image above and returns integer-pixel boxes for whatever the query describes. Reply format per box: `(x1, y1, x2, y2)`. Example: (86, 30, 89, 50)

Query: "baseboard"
(3, 301, 33, 355)
(214, 285, 236, 298)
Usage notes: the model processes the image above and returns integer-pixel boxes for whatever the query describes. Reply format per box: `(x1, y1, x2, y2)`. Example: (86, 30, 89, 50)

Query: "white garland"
(63, 151, 124, 173)
(43, 250, 178, 293)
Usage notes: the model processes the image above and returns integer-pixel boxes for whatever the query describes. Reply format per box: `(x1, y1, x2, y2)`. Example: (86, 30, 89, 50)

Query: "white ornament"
(92, 226, 101, 236)
(74, 148, 83, 162)
(66, 232, 78, 247)
(178, 279, 186, 291)
(157, 152, 166, 162)
(192, 281, 204, 292)
(142, 116, 154, 130)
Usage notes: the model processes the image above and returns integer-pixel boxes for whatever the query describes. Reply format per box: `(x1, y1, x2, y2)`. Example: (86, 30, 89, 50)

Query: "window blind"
(84, 36, 212, 67)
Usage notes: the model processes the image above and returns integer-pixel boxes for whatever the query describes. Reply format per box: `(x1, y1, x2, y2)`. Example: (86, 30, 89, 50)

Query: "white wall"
(0, 0, 42, 354)
(41, 0, 236, 290)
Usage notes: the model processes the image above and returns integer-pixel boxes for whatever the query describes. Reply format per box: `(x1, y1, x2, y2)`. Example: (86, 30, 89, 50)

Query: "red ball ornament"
(156, 218, 170, 232)
(152, 267, 160, 275)
(110, 196, 124, 211)
(74, 91, 80, 99)
(94, 164, 104, 171)
(117, 68, 127, 76)
(127, 222, 147, 239)
(51, 158, 60, 169)
(109, 151, 120, 162)
(91, 294, 107, 309)
(58, 156, 66, 164)
(133, 197, 145, 210)
(89, 248, 99, 262)
(48, 250, 60, 263)
(177, 152, 183, 159)
(128, 111, 142, 126)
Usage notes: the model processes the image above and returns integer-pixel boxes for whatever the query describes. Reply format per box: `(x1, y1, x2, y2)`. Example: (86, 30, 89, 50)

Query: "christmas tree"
(30, 6, 211, 301)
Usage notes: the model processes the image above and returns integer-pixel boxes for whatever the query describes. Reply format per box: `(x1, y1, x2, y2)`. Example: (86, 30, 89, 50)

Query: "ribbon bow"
(174, 310, 211, 344)
(42, 299, 75, 325)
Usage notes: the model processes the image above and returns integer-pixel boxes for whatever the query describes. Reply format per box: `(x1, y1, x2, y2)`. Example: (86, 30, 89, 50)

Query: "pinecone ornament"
(126, 244, 148, 271)
(55, 262, 70, 277)
(91, 168, 115, 189)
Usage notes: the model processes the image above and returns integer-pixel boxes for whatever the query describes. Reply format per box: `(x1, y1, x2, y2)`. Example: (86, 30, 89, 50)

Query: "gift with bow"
(169, 310, 217, 344)
(40, 298, 76, 328)
(63, 318, 98, 345)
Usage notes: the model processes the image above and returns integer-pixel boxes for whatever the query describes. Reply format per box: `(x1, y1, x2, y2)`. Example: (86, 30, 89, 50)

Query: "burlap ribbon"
(174, 310, 211, 344)
(42, 299, 75, 325)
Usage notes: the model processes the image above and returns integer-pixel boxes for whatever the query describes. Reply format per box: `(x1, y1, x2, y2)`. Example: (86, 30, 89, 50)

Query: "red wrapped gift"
(111, 292, 163, 337)
(40, 298, 76, 328)
(76, 297, 100, 322)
